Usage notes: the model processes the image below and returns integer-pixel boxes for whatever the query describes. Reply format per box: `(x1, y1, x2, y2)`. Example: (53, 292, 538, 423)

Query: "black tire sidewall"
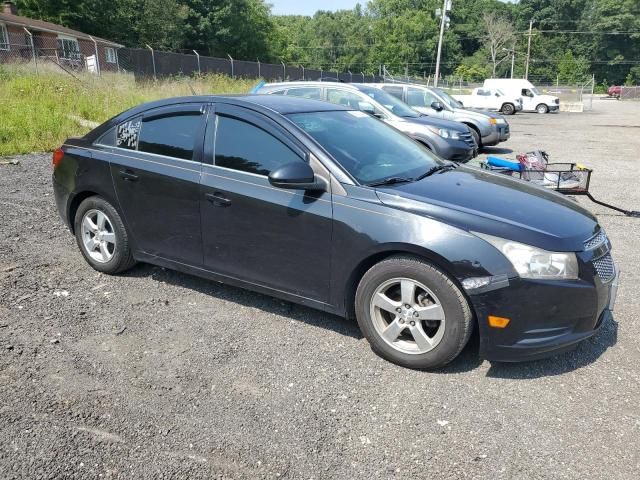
(502, 103, 515, 115)
(355, 257, 472, 370)
(74, 196, 132, 274)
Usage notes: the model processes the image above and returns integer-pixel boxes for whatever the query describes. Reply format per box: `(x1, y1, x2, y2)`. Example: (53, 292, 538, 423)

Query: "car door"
(199, 104, 333, 303)
(475, 89, 491, 109)
(406, 87, 446, 119)
(521, 88, 535, 110)
(107, 104, 206, 265)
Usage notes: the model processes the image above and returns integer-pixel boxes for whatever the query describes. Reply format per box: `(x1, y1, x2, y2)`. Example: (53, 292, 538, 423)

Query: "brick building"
(0, 1, 123, 72)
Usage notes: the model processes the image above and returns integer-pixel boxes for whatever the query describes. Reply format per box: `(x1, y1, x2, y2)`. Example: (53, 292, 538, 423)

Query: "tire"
(468, 126, 481, 148)
(536, 103, 549, 114)
(74, 196, 136, 274)
(501, 103, 515, 115)
(355, 255, 473, 370)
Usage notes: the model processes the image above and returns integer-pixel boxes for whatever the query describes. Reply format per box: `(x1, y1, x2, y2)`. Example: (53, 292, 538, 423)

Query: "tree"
(482, 12, 515, 77)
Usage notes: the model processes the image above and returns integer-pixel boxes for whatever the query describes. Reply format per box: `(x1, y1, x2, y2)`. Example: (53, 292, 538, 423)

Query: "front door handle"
(205, 192, 232, 207)
(120, 169, 139, 182)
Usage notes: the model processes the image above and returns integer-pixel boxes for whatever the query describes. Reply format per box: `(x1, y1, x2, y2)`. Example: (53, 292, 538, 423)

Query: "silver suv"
(254, 82, 478, 162)
(373, 83, 510, 148)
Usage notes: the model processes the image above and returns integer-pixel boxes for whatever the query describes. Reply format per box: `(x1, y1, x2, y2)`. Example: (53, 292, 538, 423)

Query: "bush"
(0, 68, 257, 156)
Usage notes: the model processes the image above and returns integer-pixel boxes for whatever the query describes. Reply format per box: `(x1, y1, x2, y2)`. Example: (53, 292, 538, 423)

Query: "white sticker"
(347, 110, 369, 118)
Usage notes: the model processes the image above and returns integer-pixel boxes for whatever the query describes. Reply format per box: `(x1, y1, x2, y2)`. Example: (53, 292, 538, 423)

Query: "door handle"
(205, 192, 232, 207)
(120, 169, 139, 182)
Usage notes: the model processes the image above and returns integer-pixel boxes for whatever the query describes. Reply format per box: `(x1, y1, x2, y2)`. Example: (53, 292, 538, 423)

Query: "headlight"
(494, 118, 506, 124)
(475, 233, 579, 280)
(427, 126, 461, 140)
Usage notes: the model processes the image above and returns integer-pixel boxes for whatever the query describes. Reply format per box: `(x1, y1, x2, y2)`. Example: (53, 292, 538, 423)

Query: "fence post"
(227, 54, 234, 78)
(193, 50, 200, 75)
(361, 71, 365, 82)
(348, 70, 353, 83)
(23, 27, 37, 73)
(320, 68, 323, 80)
(257, 58, 261, 79)
(89, 36, 100, 75)
(145, 44, 156, 80)
(281, 61, 286, 80)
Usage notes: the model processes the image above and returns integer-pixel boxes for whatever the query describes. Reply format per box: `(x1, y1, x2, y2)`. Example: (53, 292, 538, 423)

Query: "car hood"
(537, 94, 559, 103)
(374, 166, 598, 252)
(400, 114, 470, 133)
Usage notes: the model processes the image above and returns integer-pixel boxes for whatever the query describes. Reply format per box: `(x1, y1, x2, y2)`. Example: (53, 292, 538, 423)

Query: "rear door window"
(137, 111, 203, 160)
(286, 87, 322, 100)
(382, 86, 404, 100)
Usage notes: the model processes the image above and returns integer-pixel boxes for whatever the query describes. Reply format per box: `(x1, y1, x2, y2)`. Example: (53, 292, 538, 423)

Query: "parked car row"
(253, 81, 515, 162)
(52, 87, 617, 370)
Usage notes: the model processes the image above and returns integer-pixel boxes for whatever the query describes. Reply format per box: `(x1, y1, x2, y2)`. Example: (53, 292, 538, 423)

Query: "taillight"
(52, 148, 64, 168)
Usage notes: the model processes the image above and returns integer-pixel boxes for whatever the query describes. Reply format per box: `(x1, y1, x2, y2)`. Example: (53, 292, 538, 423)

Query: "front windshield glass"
(434, 88, 463, 109)
(356, 86, 420, 118)
(531, 87, 540, 95)
(496, 89, 505, 96)
(288, 110, 440, 185)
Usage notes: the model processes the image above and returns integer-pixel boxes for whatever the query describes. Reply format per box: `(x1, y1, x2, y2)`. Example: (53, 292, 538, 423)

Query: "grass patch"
(0, 65, 257, 156)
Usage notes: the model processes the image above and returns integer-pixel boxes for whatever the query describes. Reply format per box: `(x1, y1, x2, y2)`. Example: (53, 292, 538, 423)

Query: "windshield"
(496, 89, 505, 96)
(288, 110, 440, 185)
(355, 86, 420, 118)
(531, 87, 541, 95)
(433, 88, 463, 109)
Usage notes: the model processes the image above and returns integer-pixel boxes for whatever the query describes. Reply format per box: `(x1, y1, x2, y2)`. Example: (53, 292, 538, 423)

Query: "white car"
(453, 88, 522, 115)
(483, 79, 560, 114)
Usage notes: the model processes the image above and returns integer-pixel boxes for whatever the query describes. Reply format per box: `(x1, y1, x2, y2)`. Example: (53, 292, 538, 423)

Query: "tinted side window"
(286, 87, 321, 100)
(326, 88, 363, 108)
(138, 112, 203, 160)
(215, 116, 302, 176)
(382, 86, 404, 100)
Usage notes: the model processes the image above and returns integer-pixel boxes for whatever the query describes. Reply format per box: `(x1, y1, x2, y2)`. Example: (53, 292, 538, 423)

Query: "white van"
(483, 79, 560, 114)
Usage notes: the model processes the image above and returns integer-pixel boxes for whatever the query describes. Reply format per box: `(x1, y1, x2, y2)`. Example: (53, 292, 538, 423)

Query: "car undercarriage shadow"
(123, 263, 364, 340)
(480, 146, 514, 155)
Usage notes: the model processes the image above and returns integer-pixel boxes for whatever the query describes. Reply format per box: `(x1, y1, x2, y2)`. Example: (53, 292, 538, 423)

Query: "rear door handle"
(205, 192, 232, 207)
(120, 169, 139, 182)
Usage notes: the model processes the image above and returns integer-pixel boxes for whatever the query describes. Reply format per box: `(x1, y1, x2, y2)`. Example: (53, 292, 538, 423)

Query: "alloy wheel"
(81, 209, 116, 263)
(369, 277, 446, 354)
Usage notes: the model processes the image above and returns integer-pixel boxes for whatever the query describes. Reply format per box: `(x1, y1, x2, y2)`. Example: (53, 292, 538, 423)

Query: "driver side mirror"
(268, 162, 326, 191)
(431, 101, 444, 112)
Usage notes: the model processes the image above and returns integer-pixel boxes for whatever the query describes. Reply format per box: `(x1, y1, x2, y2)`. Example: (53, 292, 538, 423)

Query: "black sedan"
(52, 95, 617, 369)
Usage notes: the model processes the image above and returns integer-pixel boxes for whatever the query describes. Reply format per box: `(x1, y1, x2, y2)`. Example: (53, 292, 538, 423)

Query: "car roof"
(84, 94, 350, 142)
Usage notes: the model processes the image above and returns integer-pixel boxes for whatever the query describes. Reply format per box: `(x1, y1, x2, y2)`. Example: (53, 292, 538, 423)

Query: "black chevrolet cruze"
(52, 95, 617, 369)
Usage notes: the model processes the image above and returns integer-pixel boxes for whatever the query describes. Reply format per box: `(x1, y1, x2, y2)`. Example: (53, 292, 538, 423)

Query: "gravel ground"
(1, 98, 639, 479)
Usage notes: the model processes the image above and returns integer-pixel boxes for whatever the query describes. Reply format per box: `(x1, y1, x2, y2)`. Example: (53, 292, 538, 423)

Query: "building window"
(105, 47, 116, 63)
(57, 35, 80, 60)
(0, 23, 9, 51)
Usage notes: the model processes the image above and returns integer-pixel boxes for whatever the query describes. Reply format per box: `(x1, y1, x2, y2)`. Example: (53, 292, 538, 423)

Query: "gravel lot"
(1, 98, 639, 479)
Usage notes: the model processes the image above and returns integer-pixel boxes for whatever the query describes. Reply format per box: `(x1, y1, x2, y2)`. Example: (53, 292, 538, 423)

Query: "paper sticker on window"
(117, 119, 141, 149)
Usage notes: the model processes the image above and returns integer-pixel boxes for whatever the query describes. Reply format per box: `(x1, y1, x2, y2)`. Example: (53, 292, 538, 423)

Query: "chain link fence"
(620, 87, 640, 100)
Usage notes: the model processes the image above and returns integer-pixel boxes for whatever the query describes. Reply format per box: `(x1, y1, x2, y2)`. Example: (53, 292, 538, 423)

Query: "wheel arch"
(67, 188, 122, 235)
(342, 244, 468, 320)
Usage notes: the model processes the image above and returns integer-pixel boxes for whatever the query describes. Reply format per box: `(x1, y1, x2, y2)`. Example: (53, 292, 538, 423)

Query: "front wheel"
(501, 103, 516, 115)
(355, 256, 473, 369)
(536, 103, 549, 114)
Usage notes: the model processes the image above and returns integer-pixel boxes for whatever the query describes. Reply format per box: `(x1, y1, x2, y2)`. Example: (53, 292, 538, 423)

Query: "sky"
(269, 0, 363, 16)
(269, 0, 514, 16)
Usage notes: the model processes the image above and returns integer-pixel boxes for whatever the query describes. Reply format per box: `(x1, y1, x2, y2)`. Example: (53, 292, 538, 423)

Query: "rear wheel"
(355, 256, 473, 369)
(501, 103, 515, 115)
(74, 196, 136, 274)
(536, 103, 549, 114)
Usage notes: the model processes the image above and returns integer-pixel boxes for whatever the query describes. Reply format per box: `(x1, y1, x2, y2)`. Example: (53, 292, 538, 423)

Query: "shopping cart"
(481, 151, 639, 217)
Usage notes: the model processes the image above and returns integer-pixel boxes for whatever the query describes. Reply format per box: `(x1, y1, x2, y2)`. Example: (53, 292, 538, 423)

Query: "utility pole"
(525, 20, 533, 80)
(511, 51, 515, 79)
(434, 0, 451, 88)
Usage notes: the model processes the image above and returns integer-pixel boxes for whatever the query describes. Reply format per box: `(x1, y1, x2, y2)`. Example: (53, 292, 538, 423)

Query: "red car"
(608, 85, 622, 98)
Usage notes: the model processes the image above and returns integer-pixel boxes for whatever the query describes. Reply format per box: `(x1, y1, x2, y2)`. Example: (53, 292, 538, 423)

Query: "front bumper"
(550, 105, 560, 112)
(470, 272, 617, 362)
(432, 137, 476, 162)
(481, 130, 500, 147)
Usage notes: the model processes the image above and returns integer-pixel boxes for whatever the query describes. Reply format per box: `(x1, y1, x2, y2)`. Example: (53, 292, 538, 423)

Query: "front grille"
(555, 99, 560, 105)
(593, 253, 615, 283)
(584, 230, 607, 250)
(504, 124, 510, 135)
(460, 132, 476, 148)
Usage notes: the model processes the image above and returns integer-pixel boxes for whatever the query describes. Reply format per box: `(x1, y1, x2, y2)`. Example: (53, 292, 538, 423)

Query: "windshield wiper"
(414, 163, 457, 181)
(366, 176, 415, 187)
